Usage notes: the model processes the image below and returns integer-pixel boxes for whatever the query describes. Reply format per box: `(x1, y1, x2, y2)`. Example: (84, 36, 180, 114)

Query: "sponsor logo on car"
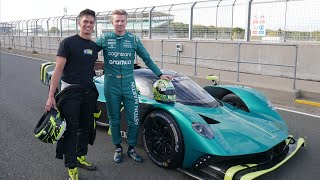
(131, 81, 139, 125)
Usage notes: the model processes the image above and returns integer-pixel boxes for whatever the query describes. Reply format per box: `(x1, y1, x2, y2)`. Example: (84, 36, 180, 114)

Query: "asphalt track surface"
(0, 52, 319, 180)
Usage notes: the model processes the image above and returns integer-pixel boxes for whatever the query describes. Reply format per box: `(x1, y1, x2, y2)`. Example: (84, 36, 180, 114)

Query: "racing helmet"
(153, 79, 176, 103)
(34, 109, 66, 144)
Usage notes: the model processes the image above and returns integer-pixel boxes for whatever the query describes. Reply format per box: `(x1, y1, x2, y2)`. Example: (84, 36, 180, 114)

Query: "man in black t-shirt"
(45, 9, 103, 180)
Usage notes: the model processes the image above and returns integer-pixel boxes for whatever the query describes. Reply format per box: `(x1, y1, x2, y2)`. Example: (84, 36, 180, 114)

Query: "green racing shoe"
(68, 167, 78, 180)
(77, 156, 97, 171)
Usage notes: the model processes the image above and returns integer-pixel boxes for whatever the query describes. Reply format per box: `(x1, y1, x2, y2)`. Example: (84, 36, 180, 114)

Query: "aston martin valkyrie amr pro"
(40, 62, 305, 180)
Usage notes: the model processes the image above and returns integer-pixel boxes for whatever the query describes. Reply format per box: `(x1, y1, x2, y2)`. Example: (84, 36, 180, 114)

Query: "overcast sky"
(0, 0, 198, 22)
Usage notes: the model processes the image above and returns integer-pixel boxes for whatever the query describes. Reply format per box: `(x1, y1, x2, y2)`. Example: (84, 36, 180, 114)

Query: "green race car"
(40, 62, 305, 180)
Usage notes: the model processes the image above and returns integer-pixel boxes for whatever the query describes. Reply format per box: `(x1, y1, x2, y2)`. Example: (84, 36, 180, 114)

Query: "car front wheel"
(143, 110, 184, 169)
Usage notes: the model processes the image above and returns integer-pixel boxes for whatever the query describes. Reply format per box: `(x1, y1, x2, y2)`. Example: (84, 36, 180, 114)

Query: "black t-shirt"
(57, 34, 101, 84)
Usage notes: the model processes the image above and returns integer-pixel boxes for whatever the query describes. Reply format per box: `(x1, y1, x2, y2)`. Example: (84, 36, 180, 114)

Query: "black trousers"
(62, 90, 96, 168)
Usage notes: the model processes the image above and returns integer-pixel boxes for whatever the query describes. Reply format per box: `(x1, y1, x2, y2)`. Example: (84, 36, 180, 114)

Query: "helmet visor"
(159, 89, 176, 95)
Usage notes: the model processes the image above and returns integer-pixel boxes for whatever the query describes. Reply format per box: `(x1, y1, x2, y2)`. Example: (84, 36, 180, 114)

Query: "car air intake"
(199, 114, 220, 124)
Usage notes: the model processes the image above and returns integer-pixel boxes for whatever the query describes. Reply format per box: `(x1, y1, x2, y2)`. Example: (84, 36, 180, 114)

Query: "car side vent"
(199, 114, 220, 124)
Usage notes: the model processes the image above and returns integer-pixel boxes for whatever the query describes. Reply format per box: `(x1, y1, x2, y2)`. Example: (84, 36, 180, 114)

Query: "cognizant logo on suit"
(108, 52, 132, 57)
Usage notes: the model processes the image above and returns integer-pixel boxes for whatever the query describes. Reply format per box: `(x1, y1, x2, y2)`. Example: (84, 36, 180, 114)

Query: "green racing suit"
(96, 31, 162, 147)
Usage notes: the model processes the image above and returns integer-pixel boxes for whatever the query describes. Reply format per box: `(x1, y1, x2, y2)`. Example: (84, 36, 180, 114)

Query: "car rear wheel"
(143, 110, 184, 169)
(221, 93, 249, 112)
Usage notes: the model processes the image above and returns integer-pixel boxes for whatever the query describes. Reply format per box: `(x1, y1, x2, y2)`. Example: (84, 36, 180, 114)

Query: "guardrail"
(159, 40, 298, 89)
(1, 35, 319, 91)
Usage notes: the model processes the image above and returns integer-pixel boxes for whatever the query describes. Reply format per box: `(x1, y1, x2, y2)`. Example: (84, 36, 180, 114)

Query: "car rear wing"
(40, 62, 55, 86)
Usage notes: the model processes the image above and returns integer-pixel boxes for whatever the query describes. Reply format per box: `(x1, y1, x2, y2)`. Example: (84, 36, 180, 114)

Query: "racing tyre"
(221, 93, 249, 112)
(143, 110, 184, 169)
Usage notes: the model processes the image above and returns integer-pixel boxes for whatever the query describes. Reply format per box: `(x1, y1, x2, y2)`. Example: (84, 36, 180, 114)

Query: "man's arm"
(94, 34, 105, 71)
(45, 56, 66, 111)
(95, 34, 105, 50)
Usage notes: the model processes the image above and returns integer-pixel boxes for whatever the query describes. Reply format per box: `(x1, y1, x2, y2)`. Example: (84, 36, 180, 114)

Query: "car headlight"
(192, 123, 214, 139)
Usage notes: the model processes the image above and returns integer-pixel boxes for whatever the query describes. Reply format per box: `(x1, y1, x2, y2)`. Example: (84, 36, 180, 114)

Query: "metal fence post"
(168, 5, 174, 39)
(237, 43, 241, 82)
(215, 0, 222, 40)
(49, 36, 51, 53)
(47, 18, 51, 36)
(26, 20, 30, 37)
(189, 2, 197, 40)
(194, 41, 198, 75)
(245, 0, 253, 42)
(10, 21, 14, 37)
(284, 0, 288, 42)
(149, 7, 155, 39)
(32, 36, 35, 52)
(95, 13, 100, 37)
(132, 8, 138, 33)
(13, 36, 15, 48)
(18, 34, 21, 49)
(40, 36, 42, 52)
(293, 44, 298, 90)
(35, 19, 40, 36)
(230, 0, 237, 40)
(40, 19, 45, 36)
(161, 40, 164, 68)
(141, 8, 146, 38)
(60, 16, 65, 37)
(76, 16, 79, 34)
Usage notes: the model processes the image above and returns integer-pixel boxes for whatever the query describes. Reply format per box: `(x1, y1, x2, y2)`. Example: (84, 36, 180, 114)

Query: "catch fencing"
(0, 0, 319, 43)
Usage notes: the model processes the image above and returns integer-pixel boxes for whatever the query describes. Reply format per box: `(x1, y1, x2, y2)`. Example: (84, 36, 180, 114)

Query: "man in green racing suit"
(96, 9, 171, 163)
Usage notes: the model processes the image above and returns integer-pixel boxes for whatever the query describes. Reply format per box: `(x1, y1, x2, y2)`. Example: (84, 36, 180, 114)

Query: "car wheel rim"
(145, 116, 175, 159)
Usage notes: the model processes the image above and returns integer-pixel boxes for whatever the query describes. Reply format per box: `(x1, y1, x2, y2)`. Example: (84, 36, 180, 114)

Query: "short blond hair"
(111, 9, 128, 21)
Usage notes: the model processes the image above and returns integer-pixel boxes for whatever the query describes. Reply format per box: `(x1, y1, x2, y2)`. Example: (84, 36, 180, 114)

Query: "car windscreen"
(171, 76, 219, 107)
(136, 75, 219, 108)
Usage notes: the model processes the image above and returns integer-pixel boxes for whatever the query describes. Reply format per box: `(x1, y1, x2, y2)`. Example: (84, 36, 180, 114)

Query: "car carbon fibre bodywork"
(40, 62, 305, 180)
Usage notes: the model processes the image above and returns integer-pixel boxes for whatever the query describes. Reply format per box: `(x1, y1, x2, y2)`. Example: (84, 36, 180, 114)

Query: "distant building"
(0, 23, 14, 34)
(61, 11, 174, 36)
(22, 25, 43, 33)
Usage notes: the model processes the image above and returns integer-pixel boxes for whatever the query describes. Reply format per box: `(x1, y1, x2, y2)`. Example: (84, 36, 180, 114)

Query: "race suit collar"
(115, 31, 127, 38)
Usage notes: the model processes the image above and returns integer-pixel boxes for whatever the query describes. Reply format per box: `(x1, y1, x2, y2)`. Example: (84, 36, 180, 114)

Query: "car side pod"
(224, 136, 306, 180)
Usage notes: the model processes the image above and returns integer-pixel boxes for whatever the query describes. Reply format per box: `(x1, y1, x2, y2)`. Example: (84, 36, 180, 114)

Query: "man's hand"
(45, 96, 57, 111)
(95, 69, 104, 77)
(160, 74, 172, 80)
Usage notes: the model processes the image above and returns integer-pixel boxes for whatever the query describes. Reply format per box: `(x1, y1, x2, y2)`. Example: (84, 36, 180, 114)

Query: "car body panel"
(92, 69, 290, 168)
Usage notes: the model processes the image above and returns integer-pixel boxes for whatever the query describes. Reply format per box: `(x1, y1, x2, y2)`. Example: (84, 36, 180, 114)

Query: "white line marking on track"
(276, 107, 320, 119)
(0, 51, 49, 62)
